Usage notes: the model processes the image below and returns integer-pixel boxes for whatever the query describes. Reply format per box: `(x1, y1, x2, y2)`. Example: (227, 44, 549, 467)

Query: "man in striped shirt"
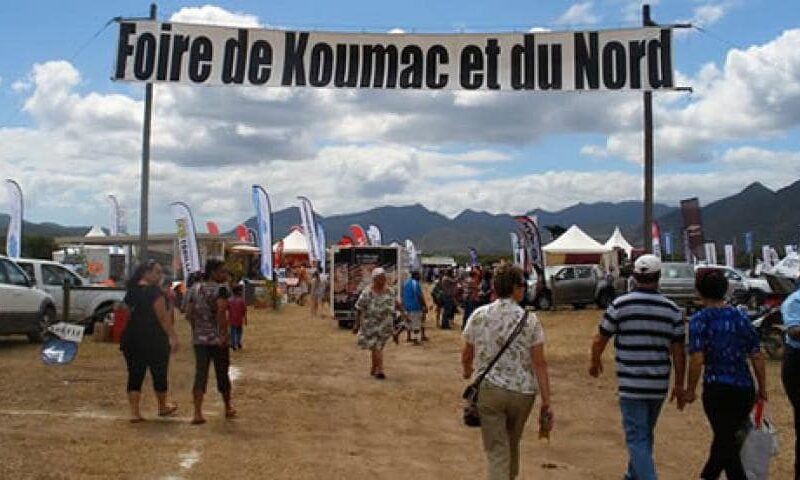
(589, 255, 686, 480)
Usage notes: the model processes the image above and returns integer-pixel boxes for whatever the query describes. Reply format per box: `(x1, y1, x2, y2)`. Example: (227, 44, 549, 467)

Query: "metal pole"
(642, 4, 655, 253)
(138, 2, 157, 264)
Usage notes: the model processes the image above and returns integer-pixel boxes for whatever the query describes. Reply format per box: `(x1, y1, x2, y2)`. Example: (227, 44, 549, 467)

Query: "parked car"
(534, 264, 615, 310)
(0, 255, 57, 342)
(659, 262, 698, 309)
(694, 265, 749, 304)
(14, 258, 125, 328)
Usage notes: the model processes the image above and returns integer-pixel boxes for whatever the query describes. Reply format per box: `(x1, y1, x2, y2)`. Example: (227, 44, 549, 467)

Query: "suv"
(14, 258, 125, 327)
(659, 262, 698, 309)
(535, 264, 615, 310)
(0, 255, 57, 342)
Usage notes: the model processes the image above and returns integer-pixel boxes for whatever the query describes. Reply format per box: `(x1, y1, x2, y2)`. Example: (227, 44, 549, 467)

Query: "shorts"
(407, 312, 423, 331)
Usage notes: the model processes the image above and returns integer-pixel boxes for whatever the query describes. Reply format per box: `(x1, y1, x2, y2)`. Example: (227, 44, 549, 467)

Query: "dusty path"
(0, 303, 793, 479)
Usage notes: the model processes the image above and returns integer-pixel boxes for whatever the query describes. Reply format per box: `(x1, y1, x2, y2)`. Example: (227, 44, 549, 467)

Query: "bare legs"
(127, 392, 143, 423)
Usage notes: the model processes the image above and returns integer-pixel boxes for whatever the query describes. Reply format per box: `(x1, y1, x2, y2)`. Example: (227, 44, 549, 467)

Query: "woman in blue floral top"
(685, 269, 767, 480)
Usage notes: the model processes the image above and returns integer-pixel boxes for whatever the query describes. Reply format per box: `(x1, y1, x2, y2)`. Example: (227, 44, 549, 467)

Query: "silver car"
(534, 264, 615, 310)
(659, 262, 697, 308)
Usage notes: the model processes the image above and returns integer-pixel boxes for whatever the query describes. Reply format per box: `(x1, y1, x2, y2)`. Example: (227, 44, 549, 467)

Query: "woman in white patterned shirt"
(462, 264, 552, 480)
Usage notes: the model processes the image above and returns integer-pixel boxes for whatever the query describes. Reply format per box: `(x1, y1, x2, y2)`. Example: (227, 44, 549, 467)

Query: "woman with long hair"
(121, 261, 179, 423)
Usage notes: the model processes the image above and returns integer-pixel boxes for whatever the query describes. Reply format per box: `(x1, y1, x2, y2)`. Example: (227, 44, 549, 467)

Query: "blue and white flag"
(252, 185, 274, 279)
(744, 232, 754, 255)
(663, 232, 673, 257)
(107, 194, 123, 236)
(4, 179, 23, 259)
(468, 247, 479, 267)
(169, 202, 201, 280)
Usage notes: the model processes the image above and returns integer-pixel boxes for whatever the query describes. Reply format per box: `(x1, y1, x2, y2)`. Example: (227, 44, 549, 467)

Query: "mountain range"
(3, 179, 800, 255)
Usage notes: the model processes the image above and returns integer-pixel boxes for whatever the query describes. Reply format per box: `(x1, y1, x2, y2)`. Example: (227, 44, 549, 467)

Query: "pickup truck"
(15, 258, 125, 328)
(532, 264, 617, 310)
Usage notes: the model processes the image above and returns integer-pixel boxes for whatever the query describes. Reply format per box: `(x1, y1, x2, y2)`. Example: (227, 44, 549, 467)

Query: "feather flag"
(170, 202, 201, 280)
(468, 247, 479, 267)
(349, 224, 368, 246)
(652, 222, 662, 259)
(405, 239, 420, 271)
(235, 224, 248, 242)
(206, 221, 220, 236)
(252, 186, 274, 279)
(514, 216, 543, 274)
(4, 179, 23, 258)
(316, 222, 327, 273)
(366, 224, 383, 246)
(298, 196, 320, 263)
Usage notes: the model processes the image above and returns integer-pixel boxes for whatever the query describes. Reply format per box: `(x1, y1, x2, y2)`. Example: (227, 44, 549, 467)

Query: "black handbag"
(462, 311, 529, 427)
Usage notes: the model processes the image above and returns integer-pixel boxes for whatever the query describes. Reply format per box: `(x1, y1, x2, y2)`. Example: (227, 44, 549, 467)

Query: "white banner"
(114, 21, 676, 92)
(252, 185, 274, 279)
(48, 322, 86, 343)
(724, 244, 735, 268)
(704, 242, 718, 265)
(4, 179, 23, 259)
(367, 224, 383, 246)
(170, 201, 201, 280)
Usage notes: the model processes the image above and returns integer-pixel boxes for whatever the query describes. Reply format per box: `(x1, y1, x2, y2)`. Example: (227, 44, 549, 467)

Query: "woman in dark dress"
(121, 261, 179, 423)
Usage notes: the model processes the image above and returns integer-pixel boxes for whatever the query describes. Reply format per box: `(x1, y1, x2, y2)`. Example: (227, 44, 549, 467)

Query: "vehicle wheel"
(596, 291, 612, 309)
(89, 305, 115, 335)
(762, 328, 785, 361)
(535, 293, 552, 311)
(28, 306, 56, 343)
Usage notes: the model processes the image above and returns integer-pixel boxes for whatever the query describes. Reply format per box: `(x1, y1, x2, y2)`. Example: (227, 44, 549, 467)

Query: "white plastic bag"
(741, 402, 779, 480)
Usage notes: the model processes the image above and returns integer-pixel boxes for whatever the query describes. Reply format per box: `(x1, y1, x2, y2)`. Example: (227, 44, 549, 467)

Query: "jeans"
(230, 325, 243, 349)
(462, 300, 477, 331)
(619, 398, 664, 480)
(700, 383, 754, 480)
(783, 345, 800, 480)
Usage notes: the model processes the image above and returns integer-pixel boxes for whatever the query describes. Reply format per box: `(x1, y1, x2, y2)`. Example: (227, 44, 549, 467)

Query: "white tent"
(604, 227, 634, 257)
(85, 225, 107, 238)
(543, 225, 611, 254)
(274, 229, 309, 255)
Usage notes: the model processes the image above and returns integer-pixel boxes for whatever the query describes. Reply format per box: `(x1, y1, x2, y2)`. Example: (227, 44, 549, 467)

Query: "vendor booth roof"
(604, 227, 634, 256)
(542, 225, 611, 254)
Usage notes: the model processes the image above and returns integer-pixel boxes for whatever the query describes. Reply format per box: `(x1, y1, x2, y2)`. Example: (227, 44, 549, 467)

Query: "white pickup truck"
(15, 258, 125, 327)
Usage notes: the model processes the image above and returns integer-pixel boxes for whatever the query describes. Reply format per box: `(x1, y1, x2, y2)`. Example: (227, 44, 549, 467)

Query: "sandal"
(158, 403, 179, 417)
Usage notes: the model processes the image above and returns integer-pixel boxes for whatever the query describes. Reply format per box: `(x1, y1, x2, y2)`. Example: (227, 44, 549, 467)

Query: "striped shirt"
(599, 289, 685, 400)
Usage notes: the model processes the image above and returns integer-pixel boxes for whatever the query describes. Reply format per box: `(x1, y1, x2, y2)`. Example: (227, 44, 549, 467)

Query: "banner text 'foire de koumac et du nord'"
(114, 21, 676, 92)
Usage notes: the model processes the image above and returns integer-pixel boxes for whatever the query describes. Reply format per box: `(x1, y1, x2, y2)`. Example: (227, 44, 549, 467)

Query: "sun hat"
(371, 267, 386, 278)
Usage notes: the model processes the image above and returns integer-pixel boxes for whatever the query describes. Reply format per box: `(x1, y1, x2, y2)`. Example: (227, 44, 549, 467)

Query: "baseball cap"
(634, 254, 662, 274)
(371, 267, 386, 278)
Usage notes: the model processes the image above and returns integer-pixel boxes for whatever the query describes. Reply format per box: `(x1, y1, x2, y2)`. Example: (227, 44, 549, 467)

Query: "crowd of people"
(116, 253, 800, 480)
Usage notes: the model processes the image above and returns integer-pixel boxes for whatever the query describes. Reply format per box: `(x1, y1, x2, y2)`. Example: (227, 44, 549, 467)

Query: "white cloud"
(168, 5, 262, 28)
(556, 2, 600, 26)
(690, 3, 727, 28)
(582, 28, 800, 163)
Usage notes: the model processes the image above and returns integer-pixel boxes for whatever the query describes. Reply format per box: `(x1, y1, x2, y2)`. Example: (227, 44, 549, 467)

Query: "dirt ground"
(0, 300, 794, 479)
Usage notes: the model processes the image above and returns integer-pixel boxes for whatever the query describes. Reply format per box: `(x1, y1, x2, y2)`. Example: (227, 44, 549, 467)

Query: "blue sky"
(2, 0, 800, 233)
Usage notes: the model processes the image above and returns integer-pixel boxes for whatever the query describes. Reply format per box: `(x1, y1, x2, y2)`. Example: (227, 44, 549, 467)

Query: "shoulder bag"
(462, 310, 529, 427)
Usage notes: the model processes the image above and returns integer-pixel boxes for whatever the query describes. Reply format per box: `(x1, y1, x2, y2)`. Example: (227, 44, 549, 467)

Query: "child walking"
(228, 285, 247, 351)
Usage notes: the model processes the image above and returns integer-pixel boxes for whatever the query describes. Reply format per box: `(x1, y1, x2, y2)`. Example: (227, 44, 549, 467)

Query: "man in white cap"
(352, 267, 405, 379)
(588, 254, 686, 480)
